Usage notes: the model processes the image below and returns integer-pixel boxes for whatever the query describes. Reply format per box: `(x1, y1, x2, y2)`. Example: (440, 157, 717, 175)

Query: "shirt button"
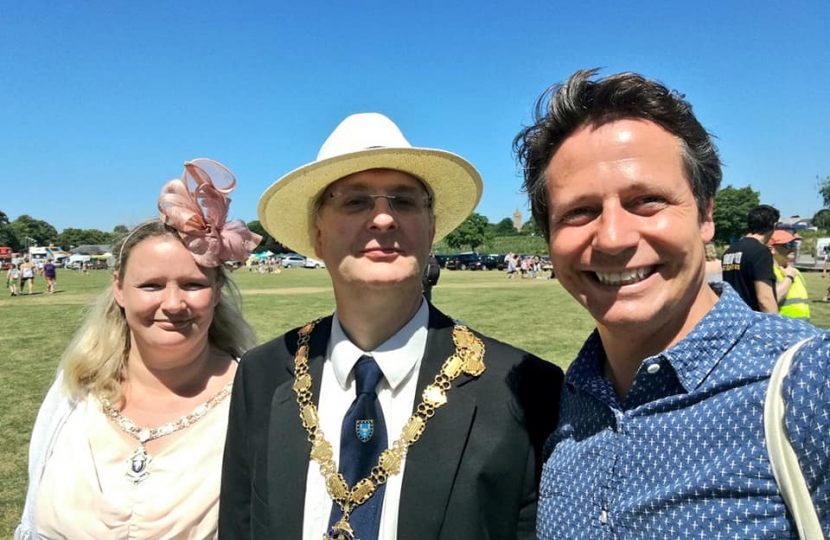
(599, 509, 608, 524)
(646, 363, 660, 374)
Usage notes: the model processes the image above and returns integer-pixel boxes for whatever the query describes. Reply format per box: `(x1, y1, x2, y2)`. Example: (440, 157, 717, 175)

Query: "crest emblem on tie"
(356, 419, 374, 442)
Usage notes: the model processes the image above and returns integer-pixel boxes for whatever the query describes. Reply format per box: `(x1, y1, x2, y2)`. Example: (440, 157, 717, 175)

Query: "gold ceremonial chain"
(292, 319, 486, 540)
(102, 381, 233, 484)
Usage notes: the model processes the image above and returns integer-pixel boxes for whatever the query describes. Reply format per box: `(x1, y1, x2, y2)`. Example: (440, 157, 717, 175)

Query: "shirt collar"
(567, 283, 759, 398)
(660, 283, 757, 391)
(328, 299, 429, 391)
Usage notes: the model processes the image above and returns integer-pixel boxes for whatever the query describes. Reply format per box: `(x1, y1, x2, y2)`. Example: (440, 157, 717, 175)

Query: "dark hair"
(746, 204, 780, 234)
(514, 68, 722, 240)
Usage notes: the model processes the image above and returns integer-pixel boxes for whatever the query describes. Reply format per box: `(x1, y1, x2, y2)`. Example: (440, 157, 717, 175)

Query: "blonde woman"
(15, 159, 261, 540)
(704, 242, 722, 283)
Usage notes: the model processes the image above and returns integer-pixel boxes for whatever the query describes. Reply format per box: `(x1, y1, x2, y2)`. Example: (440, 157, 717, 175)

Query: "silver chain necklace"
(102, 381, 233, 484)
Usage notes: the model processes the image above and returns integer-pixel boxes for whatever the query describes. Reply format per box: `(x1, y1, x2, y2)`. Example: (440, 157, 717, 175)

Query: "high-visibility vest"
(773, 266, 810, 320)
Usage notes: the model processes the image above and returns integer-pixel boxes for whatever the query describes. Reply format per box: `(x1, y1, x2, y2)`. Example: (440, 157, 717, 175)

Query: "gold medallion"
(310, 439, 333, 462)
(379, 449, 401, 474)
(350, 478, 375, 504)
(301, 404, 319, 429)
(402, 416, 426, 443)
(293, 372, 311, 392)
(327, 473, 349, 501)
(463, 353, 486, 377)
(442, 354, 464, 379)
(422, 384, 447, 407)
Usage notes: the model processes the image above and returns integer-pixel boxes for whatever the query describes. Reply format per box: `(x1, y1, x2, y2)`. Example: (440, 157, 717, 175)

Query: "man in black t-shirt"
(721, 204, 778, 312)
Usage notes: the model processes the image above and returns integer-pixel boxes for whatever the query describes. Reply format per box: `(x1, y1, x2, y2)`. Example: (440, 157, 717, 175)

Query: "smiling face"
(113, 235, 220, 362)
(313, 169, 435, 293)
(545, 118, 717, 342)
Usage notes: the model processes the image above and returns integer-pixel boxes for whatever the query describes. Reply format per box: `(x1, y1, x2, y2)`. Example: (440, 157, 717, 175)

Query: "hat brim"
(258, 147, 483, 257)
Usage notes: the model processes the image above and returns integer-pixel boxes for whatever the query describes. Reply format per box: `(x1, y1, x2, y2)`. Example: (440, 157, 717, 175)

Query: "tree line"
(0, 212, 127, 252)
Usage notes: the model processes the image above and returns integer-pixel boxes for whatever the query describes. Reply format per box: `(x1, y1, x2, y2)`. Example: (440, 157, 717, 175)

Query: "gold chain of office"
(291, 319, 486, 540)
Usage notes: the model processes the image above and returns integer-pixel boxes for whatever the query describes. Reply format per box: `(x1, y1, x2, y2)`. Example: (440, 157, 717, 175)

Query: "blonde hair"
(704, 243, 718, 262)
(60, 220, 258, 404)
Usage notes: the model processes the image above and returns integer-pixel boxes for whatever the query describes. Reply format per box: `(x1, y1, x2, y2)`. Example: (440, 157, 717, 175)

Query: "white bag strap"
(764, 337, 824, 539)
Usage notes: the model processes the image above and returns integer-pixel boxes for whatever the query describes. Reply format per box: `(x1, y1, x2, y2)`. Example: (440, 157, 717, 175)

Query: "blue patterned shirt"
(538, 284, 830, 539)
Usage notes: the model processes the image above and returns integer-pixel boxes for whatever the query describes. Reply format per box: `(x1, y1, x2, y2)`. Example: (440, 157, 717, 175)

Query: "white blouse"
(35, 392, 230, 539)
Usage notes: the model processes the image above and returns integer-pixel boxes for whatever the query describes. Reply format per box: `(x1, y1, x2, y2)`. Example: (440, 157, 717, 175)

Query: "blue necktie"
(329, 356, 388, 540)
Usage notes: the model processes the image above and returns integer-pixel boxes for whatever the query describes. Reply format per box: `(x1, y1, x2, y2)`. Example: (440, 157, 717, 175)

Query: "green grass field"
(2, 267, 829, 537)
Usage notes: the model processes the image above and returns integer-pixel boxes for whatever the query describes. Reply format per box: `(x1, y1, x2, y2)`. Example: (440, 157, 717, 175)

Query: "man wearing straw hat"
(219, 113, 563, 540)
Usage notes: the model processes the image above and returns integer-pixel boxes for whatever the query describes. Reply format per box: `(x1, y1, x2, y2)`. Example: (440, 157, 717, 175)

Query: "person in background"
(721, 204, 779, 312)
(7, 263, 21, 296)
(505, 251, 518, 278)
(43, 260, 57, 294)
(704, 242, 722, 282)
(768, 230, 810, 322)
(422, 250, 441, 302)
(15, 159, 260, 540)
(514, 68, 828, 538)
(529, 255, 538, 279)
(20, 257, 36, 294)
(220, 112, 562, 540)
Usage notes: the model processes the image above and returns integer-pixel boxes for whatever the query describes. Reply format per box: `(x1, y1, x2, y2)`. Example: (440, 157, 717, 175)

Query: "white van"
(66, 254, 91, 269)
(816, 237, 830, 259)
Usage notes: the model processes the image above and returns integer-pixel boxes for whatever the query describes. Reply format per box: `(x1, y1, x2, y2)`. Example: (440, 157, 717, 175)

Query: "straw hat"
(258, 113, 483, 257)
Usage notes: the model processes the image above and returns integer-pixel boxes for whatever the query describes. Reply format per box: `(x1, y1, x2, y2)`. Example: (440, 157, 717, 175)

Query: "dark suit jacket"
(219, 305, 563, 539)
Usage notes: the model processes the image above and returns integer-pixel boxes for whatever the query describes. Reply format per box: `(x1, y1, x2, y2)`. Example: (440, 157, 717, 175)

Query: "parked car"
(481, 254, 500, 270)
(304, 257, 326, 269)
(280, 254, 306, 268)
(446, 253, 483, 270)
(434, 254, 451, 268)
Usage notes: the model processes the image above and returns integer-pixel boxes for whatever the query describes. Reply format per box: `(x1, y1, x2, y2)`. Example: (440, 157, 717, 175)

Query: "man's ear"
(700, 199, 715, 243)
(313, 221, 324, 259)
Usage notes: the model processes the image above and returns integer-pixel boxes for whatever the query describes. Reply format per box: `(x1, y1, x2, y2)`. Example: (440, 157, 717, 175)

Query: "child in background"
(7, 264, 21, 296)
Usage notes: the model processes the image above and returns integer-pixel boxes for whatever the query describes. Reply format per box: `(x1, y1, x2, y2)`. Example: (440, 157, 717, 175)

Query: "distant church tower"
(512, 208, 523, 231)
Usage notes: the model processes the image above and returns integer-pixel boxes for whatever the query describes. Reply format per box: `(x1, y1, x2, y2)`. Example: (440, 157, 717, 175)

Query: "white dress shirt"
(302, 300, 429, 540)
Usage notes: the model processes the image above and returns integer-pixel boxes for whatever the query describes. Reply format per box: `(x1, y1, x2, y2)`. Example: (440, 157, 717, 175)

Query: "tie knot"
(353, 356, 383, 395)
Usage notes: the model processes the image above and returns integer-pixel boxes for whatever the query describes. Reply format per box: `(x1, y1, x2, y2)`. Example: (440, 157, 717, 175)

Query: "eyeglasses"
(324, 189, 432, 216)
(774, 241, 797, 249)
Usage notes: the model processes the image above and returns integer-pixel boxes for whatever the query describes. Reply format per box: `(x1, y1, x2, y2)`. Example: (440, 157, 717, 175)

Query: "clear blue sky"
(2, 0, 828, 233)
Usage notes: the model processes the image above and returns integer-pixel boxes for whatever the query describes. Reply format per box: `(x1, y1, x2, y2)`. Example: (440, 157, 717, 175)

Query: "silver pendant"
(126, 445, 152, 484)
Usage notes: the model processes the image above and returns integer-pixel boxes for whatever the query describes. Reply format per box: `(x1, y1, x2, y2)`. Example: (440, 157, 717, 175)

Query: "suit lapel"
(398, 306, 477, 538)
(268, 317, 332, 537)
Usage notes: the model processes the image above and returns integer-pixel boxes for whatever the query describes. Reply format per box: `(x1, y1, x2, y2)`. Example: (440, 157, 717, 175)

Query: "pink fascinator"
(158, 158, 262, 267)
